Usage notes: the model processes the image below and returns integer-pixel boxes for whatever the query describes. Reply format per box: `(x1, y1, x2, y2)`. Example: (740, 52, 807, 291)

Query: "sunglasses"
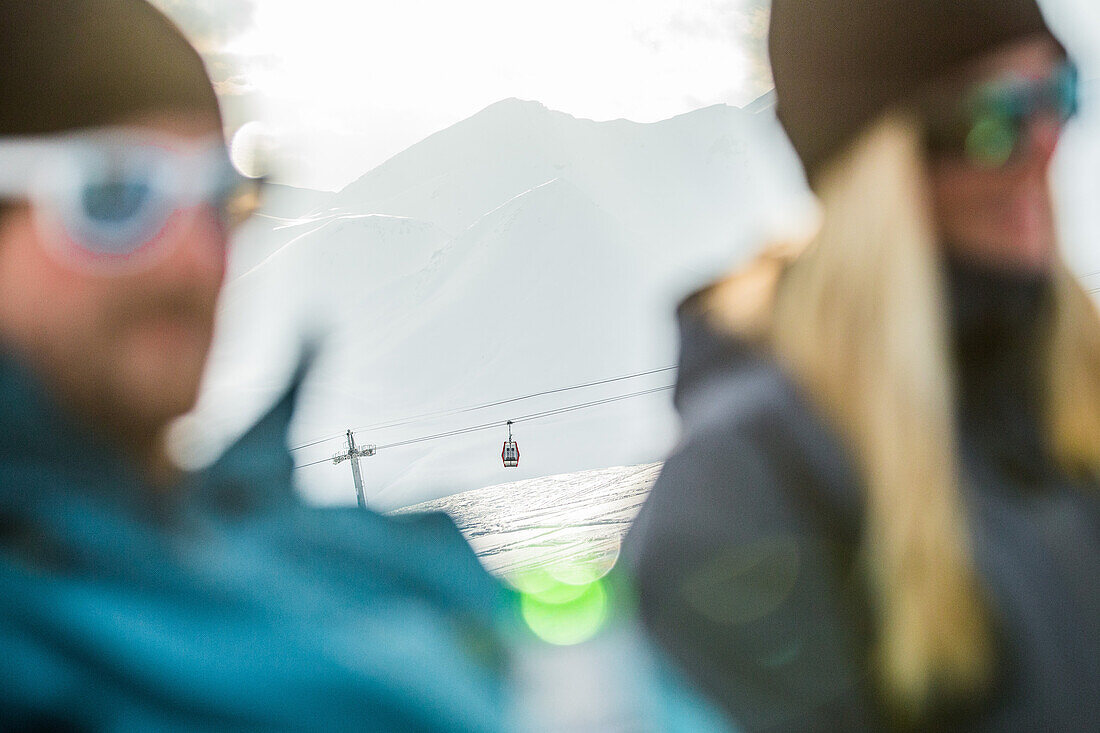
(923, 61, 1079, 168)
(0, 128, 263, 272)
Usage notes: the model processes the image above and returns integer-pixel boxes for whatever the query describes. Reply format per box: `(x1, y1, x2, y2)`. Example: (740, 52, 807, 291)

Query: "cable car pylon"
(502, 420, 520, 468)
(332, 429, 377, 509)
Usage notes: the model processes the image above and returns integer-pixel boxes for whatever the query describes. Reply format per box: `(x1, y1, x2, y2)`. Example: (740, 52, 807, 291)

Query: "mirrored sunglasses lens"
(63, 143, 261, 261)
(71, 164, 169, 255)
(966, 114, 1019, 167)
(1055, 64, 1079, 121)
(81, 178, 153, 224)
(960, 64, 1077, 168)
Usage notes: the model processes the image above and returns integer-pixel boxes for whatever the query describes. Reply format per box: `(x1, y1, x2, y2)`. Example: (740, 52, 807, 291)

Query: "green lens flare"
(508, 567, 558, 596)
(966, 116, 1016, 168)
(547, 562, 604, 587)
(520, 579, 609, 646)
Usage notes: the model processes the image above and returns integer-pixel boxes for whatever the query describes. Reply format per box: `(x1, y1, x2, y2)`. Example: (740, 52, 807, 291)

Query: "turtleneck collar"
(0, 346, 175, 517)
(944, 253, 1055, 484)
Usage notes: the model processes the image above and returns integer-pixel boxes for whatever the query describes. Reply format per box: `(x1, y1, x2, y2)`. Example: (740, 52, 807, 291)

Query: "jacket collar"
(0, 346, 304, 522)
(673, 291, 866, 529)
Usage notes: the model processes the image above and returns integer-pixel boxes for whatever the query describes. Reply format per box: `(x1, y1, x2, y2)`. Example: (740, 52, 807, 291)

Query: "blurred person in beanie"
(0, 2, 741, 731)
(0, 1, 513, 729)
(625, 0, 1100, 730)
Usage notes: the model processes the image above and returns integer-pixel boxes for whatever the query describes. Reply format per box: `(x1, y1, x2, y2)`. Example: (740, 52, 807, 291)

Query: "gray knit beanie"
(768, 0, 1064, 184)
(0, 0, 221, 137)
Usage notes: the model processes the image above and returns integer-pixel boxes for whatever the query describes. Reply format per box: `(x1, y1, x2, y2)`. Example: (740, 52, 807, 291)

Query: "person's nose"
(1022, 114, 1064, 169)
(159, 204, 227, 288)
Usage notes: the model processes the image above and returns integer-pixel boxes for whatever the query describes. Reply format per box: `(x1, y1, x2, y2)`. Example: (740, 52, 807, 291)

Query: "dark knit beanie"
(0, 0, 221, 137)
(769, 0, 1063, 184)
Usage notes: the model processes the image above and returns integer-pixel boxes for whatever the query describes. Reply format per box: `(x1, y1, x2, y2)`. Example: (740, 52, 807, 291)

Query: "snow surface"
(394, 463, 661, 578)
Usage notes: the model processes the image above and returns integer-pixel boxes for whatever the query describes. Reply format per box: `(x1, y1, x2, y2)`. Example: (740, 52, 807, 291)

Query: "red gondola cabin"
(502, 421, 520, 468)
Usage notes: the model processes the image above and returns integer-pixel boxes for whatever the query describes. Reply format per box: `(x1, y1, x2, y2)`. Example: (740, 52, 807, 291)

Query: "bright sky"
(155, 0, 1100, 191)
(157, 0, 769, 190)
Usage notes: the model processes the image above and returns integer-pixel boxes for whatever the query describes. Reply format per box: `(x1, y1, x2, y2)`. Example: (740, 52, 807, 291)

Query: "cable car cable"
(346, 366, 678, 436)
(374, 385, 673, 451)
(295, 456, 333, 470)
(288, 365, 677, 452)
(293, 383, 674, 469)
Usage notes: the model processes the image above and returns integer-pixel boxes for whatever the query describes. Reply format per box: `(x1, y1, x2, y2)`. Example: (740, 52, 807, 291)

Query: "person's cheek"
(169, 205, 228, 291)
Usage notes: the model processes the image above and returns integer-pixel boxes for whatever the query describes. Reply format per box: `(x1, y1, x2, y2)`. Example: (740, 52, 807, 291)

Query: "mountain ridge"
(195, 95, 808, 508)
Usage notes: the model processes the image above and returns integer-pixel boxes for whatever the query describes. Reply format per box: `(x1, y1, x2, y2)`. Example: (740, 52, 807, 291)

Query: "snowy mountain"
(185, 96, 810, 510)
(332, 99, 786, 249)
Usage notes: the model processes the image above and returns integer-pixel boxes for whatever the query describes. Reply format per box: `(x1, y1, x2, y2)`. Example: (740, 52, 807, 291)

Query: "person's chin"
(997, 228, 1056, 273)
(119, 323, 211, 421)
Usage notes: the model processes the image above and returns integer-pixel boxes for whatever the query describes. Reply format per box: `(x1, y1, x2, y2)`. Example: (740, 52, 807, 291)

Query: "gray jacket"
(624, 276, 1100, 732)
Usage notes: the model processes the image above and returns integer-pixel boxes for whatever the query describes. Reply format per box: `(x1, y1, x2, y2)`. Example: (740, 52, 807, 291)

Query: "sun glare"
(228, 120, 274, 178)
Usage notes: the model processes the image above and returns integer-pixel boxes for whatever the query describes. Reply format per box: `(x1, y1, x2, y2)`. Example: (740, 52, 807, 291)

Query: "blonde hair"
(701, 114, 1100, 715)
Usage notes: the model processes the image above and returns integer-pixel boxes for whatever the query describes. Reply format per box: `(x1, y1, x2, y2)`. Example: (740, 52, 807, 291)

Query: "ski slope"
(395, 463, 661, 578)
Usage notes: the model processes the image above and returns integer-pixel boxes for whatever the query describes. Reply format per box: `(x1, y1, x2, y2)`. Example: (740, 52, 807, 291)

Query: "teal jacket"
(0, 354, 510, 731)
